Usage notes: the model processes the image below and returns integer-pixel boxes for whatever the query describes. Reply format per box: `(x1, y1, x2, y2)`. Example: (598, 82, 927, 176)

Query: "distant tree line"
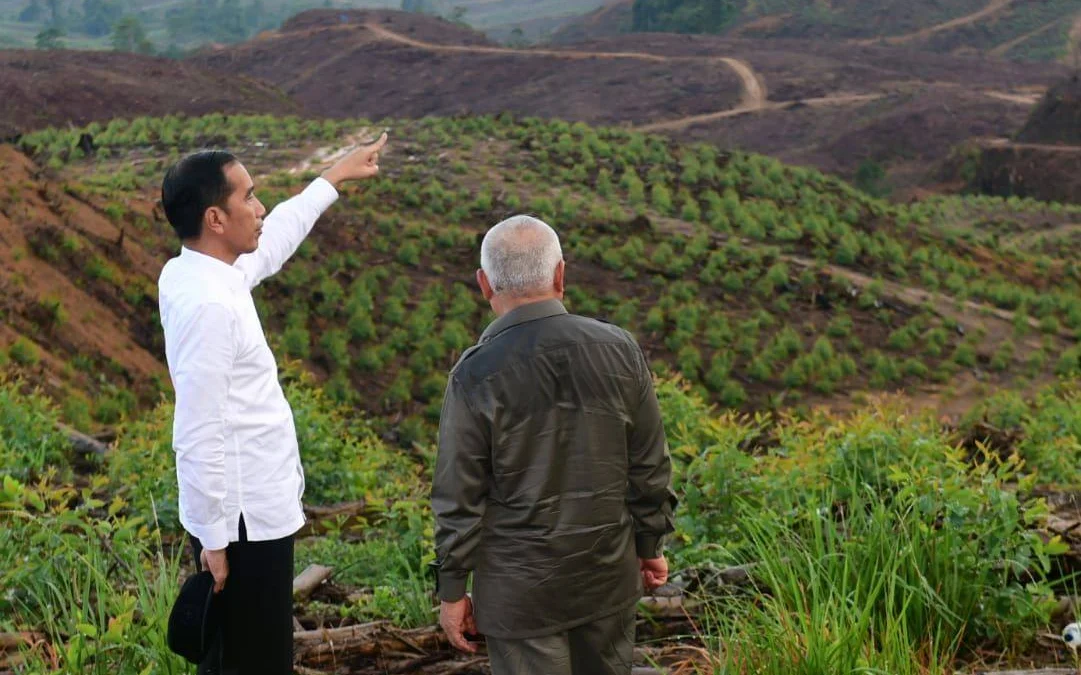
(400, 0, 468, 25)
(631, 0, 741, 33)
(21, 0, 339, 53)
(21, 0, 154, 52)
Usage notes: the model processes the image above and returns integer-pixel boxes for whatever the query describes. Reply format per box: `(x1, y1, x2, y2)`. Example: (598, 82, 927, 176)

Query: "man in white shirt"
(158, 132, 387, 674)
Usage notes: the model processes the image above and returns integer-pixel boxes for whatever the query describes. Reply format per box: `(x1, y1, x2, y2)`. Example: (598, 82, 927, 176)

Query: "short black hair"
(161, 150, 238, 240)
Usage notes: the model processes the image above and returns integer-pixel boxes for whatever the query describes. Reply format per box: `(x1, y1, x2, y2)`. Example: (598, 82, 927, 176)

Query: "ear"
(553, 259, 565, 297)
(204, 206, 227, 236)
(477, 268, 495, 301)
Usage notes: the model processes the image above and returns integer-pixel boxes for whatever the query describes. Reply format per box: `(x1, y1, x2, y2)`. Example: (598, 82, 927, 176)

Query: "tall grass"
(1, 375, 1078, 672)
(1, 477, 188, 674)
(668, 401, 1063, 674)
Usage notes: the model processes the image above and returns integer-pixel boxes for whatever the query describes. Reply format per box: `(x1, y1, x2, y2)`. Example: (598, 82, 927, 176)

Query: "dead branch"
(293, 564, 334, 600)
(299, 500, 387, 537)
(299, 626, 448, 667)
(294, 620, 387, 647)
(58, 423, 108, 460)
(443, 658, 488, 675)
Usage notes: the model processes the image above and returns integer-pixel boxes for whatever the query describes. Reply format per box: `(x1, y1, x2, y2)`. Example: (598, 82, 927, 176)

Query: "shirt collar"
(480, 298, 568, 343)
(179, 246, 248, 288)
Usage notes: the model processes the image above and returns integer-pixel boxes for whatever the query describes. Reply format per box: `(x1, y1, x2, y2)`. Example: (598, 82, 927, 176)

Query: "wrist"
(320, 167, 344, 188)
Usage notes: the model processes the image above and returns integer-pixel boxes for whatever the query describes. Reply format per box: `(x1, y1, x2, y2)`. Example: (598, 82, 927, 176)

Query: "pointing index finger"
(367, 131, 388, 152)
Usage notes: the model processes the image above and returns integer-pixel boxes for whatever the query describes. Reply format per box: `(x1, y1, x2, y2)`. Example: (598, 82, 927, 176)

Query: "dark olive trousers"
(190, 516, 295, 675)
(486, 605, 637, 675)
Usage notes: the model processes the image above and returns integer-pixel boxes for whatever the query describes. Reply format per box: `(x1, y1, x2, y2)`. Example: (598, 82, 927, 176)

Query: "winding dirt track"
(635, 93, 884, 132)
(983, 138, 1081, 153)
(981, 91, 1042, 105)
(281, 20, 1040, 134)
(855, 0, 1016, 46)
(988, 18, 1064, 57)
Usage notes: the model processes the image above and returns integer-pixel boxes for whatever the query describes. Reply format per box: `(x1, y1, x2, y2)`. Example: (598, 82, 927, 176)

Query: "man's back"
(435, 299, 674, 639)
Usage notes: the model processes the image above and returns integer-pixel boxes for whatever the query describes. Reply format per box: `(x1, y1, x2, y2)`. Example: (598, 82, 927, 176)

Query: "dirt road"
(856, 0, 1016, 46)
(635, 93, 883, 132)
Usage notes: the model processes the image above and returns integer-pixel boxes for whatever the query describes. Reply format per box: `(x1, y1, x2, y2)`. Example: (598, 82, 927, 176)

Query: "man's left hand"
(439, 596, 478, 653)
(321, 132, 388, 187)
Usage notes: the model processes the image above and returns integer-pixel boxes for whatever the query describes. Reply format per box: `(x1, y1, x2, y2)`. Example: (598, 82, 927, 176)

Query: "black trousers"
(191, 516, 295, 675)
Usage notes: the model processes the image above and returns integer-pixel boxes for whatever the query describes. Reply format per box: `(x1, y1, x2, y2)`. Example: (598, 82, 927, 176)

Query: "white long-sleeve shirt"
(157, 177, 339, 550)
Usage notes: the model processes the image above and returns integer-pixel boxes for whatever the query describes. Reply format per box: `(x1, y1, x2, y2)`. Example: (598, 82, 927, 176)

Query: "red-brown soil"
(0, 145, 168, 410)
(0, 49, 300, 138)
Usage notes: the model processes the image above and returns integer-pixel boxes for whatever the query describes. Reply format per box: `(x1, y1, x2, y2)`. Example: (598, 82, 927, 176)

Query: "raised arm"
(235, 132, 388, 289)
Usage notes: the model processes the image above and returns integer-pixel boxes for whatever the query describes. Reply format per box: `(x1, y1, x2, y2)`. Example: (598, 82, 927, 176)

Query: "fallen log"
(299, 626, 448, 667)
(299, 500, 386, 537)
(304, 500, 372, 520)
(294, 564, 334, 601)
(294, 621, 388, 648)
(59, 424, 109, 466)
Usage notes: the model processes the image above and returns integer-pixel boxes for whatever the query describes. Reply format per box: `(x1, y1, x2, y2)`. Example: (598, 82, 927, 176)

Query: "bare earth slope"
(0, 49, 299, 138)
(191, 9, 747, 125)
(965, 73, 1081, 204)
(556, 0, 1081, 63)
(0, 145, 167, 412)
(192, 9, 1065, 189)
(1016, 72, 1081, 145)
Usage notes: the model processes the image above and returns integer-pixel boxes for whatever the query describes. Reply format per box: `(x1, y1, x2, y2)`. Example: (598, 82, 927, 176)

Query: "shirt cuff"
(635, 534, 664, 559)
(304, 176, 340, 212)
(190, 520, 230, 552)
(437, 571, 469, 603)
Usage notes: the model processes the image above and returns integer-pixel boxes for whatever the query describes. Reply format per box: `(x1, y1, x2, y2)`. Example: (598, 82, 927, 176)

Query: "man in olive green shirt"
(431, 215, 678, 675)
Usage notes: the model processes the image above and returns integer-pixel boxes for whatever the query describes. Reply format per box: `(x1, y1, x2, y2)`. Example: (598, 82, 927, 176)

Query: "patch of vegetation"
(2, 372, 1079, 672)
(13, 113, 1081, 425)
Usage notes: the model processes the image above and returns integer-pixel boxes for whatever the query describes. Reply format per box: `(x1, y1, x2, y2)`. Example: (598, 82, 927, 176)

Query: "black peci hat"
(167, 571, 222, 664)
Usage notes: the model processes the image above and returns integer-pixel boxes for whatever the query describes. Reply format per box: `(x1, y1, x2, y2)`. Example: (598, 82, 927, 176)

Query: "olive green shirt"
(431, 299, 677, 639)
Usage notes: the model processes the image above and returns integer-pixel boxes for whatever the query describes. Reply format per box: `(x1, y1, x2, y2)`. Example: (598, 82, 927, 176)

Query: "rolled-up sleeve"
(170, 302, 236, 551)
(626, 343, 677, 559)
(431, 374, 490, 602)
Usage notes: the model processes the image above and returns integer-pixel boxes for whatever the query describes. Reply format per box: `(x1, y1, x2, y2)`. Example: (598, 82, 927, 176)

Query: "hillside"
(942, 72, 1081, 205)
(190, 9, 745, 124)
(0, 143, 167, 425)
(187, 8, 1064, 191)
(1017, 72, 1081, 145)
(7, 113, 1081, 434)
(560, 0, 1081, 62)
(0, 0, 605, 51)
(5, 112, 1081, 675)
(0, 49, 299, 138)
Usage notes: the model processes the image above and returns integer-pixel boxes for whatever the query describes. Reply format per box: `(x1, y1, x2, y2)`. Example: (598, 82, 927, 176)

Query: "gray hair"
(480, 215, 563, 297)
